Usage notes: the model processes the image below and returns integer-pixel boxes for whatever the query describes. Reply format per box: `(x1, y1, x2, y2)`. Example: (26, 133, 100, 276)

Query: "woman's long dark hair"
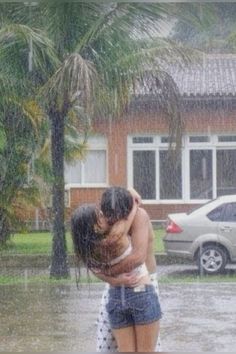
(71, 203, 102, 269)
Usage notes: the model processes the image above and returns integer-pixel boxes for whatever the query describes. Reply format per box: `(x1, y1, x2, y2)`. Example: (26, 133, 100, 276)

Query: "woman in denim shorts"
(71, 189, 162, 352)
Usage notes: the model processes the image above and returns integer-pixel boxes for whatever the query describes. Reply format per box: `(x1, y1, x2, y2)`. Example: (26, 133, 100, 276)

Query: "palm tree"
(36, 2, 194, 278)
(0, 22, 58, 244)
(0, 2, 193, 277)
(170, 3, 236, 53)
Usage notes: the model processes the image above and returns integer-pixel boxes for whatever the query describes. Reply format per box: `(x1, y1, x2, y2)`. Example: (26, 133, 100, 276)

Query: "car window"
(207, 204, 225, 221)
(223, 203, 236, 222)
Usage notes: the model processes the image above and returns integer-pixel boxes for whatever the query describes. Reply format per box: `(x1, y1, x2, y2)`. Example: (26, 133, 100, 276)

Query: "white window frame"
(128, 134, 236, 204)
(65, 135, 108, 189)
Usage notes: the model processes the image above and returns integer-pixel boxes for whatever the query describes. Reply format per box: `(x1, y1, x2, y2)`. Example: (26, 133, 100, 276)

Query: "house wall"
(21, 104, 236, 229)
(68, 106, 236, 221)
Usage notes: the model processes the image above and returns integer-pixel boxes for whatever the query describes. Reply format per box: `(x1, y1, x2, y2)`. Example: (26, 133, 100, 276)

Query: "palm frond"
(41, 53, 98, 113)
(0, 23, 59, 79)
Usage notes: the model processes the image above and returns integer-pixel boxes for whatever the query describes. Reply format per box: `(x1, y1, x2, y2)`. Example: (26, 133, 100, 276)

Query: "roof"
(136, 54, 236, 98)
(168, 54, 236, 97)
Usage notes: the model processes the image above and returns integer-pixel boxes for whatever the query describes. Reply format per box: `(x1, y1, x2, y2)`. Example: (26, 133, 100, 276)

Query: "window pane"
(133, 150, 156, 199)
(207, 205, 225, 222)
(223, 203, 236, 222)
(64, 161, 82, 184)
(189, 136, 210, 143)
(190, 150, 213, 199)
(84, 150, 106, 183)
(161, 136, 176, 144)
(159, 151, 182, 199)
(218, 135, 236, 142)
(217, 150, 236, 196)
(133, 136, 153, 144)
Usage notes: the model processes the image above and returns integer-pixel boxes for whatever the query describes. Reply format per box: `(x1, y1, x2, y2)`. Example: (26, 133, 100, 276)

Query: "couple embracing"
(71, 186, 162, 352)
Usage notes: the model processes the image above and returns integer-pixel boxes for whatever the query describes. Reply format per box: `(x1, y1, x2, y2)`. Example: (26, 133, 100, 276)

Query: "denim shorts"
(106, 284, 162, 329)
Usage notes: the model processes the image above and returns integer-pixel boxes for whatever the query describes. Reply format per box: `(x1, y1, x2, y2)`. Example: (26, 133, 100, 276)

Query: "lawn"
(0, 229, 165, 255)
(0, 232, 74, 255)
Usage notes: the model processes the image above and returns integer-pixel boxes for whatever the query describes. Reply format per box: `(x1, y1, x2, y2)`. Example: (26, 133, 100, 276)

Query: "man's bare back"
(130, 208, 157, 274)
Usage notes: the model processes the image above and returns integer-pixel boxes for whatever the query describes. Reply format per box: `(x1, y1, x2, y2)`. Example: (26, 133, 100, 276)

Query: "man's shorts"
(106, 284, 162, 329)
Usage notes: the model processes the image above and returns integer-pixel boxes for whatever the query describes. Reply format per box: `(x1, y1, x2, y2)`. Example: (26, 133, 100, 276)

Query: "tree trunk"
(0, 210, 11, 245)
(49, 110, 70, 278)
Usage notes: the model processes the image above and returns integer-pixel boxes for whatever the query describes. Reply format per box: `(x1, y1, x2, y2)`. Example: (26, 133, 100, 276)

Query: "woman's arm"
(92, 271, 139, 287)
(128, 187, 142, 206)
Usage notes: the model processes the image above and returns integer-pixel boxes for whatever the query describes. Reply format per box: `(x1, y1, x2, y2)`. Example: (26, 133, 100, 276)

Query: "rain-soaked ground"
(1, 265, 236, 352)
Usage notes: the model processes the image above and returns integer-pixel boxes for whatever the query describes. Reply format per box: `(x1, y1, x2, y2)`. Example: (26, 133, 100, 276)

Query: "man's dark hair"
(101, 186, 133, 225)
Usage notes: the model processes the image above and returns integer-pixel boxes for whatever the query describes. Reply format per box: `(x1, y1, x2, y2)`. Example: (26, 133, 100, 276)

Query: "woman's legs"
(97, 280, 162, 352)
(150, 273, 162, 352)
(135, 320, 160, 352)
(96, 285, 118, 352)
(112, 326, 136, 352)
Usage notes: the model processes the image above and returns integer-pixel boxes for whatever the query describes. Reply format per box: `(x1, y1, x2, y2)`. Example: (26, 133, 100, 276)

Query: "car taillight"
(166, 219, 183, 233)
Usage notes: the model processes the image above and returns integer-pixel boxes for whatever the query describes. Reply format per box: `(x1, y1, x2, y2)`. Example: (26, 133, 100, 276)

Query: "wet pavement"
(0, 265, 236, 352)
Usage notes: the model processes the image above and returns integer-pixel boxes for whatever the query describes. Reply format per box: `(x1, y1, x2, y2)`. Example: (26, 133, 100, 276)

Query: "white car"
(163, 195, 236, 274)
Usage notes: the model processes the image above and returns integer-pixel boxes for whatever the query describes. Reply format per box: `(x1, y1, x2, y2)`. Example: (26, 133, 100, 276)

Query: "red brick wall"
(20, 107, 236, 226)
(67, 108, 236, 221)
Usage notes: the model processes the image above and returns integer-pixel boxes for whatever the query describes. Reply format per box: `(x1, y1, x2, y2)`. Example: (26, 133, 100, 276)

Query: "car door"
(218, 202, 236, 258)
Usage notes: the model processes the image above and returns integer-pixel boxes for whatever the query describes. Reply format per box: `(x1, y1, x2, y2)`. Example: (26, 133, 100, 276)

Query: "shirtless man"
(95, 187, 161, 352)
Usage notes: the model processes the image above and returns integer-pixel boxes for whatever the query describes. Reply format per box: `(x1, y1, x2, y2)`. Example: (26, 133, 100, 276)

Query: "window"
(128, 134, 236, 202)
(207, 204, 225, 221)
(190, 150, 213, 199)
(65, 136, 107, 186)
(218, 135, 236, 142)
(133, 150, 156, 199)
(83, 150, 106, 183)
(189, 136, 210, 143)
(64, 160, 82, 184)
(217, 150, 236, 196)
(133, 136, 154, 144)
(159, 150, 182, 199)
(161, 136, 176, 144)
(223, 203, 236, 222)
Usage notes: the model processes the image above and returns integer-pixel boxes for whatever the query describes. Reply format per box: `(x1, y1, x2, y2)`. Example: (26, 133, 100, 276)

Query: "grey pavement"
(1, 264, 236, 352)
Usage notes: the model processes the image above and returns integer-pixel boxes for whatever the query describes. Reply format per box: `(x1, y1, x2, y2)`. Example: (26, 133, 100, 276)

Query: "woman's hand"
(92, 269, 140, 287)
(128, 187, 142, 206)
(113, 272, 140, 287)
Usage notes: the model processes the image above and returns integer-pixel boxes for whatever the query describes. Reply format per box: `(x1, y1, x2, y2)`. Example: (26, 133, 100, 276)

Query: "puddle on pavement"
(1, 274, 236, 351)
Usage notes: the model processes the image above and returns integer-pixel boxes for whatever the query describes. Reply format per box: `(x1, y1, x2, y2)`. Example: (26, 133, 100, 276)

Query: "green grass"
(0, 275, 74, 285)
(0, 229, 165, 255)
(0, 232, 74, 255)
(154, 229, 165, 253)
(0, 273, 102, 286)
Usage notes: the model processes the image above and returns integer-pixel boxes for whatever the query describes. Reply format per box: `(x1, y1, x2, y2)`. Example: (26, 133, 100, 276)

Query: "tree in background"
(39, 2, 193, 278)
(170, 3, 236, 53)
(0, 22, 58, 244)
(0, 2, 193, 277)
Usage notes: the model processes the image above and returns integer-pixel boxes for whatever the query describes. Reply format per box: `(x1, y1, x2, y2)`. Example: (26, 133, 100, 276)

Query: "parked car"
(163, 195, 236, 275)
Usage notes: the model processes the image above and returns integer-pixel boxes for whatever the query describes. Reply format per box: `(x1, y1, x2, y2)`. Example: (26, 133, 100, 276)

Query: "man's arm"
(103, 207, 150, 276)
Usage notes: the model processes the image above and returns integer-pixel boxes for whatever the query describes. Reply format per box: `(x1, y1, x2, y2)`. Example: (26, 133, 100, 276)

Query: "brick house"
(35, 54, 236, 228)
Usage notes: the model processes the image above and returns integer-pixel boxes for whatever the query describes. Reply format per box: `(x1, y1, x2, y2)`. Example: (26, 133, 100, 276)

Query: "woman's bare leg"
(112, 326, 136, 352)
(135, 320, 160, 352)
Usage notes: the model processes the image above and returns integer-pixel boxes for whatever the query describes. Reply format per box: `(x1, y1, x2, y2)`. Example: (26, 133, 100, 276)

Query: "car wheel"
(197, 245, 227, 275)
